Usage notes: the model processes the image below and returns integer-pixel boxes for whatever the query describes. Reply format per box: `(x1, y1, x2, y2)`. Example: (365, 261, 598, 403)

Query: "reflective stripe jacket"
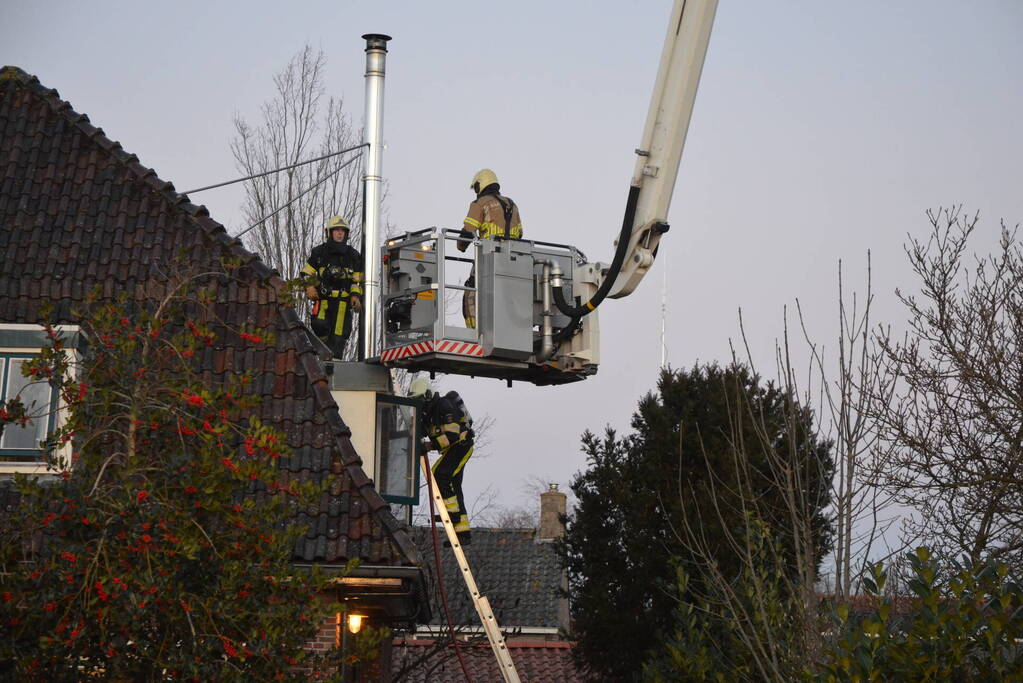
(302, 242, 363, 299)
(463, 193, 522, 241)
(422, 391, 474, 455)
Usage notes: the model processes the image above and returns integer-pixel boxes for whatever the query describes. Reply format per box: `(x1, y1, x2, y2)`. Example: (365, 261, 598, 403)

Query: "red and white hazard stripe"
(379, 340, 433, 362)
(434, 340, 484, 357)
(379, 339, 485, 363)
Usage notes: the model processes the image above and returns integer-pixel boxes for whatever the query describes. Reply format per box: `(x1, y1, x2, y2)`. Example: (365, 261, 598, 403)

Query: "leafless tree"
(231, 45, 364, 281)
(657, 316, 837, 680)
(230, 46, 371, 362)
(471, 475, 576, 529)
(796, 255, 900, 599)
(867, 207, 1023, 566)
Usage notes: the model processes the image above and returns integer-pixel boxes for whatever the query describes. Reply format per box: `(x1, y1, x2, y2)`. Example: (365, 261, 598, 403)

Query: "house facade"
(0, 65, 430, 679)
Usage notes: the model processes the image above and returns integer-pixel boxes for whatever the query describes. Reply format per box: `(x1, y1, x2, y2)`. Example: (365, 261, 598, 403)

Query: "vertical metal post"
(360, 33, 391, 360)
(435, 232, 446, 341)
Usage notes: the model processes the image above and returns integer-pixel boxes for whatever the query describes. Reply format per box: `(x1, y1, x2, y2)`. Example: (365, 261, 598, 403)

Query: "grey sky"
(6, 1, 1023, 518)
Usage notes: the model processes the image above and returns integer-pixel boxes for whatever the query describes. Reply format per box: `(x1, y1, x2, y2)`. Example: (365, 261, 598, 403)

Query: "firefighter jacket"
(421, 391, 474, 455)
(462, 188, 522, 242)
(302, 241, 363, 301)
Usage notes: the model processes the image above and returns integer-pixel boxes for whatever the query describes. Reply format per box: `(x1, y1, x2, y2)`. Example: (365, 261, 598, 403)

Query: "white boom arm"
(607, 0, 717, 299)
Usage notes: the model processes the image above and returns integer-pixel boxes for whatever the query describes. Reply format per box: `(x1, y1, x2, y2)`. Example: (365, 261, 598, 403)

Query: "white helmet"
(408, 377, 433, 399)
(323, 215, 350, 242)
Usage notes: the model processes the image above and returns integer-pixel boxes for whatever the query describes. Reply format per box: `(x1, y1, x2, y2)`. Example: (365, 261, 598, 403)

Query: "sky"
(6, 1, 1023, 523)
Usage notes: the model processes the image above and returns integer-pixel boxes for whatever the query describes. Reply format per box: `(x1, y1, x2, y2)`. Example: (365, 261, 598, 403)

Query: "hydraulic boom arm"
(610, 0, 717, 298)
(375, 2, 717, 385)
(551, 0, 716, 319)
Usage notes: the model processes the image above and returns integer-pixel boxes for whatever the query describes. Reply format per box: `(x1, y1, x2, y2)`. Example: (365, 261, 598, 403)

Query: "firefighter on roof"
(302, 216, 363, 359)
(457, 169, 523, 329)
(410, 378, 475, 545)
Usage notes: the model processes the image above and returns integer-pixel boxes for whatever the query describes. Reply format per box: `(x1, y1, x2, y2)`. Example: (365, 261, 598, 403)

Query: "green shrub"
(818, 547, 1023, 682)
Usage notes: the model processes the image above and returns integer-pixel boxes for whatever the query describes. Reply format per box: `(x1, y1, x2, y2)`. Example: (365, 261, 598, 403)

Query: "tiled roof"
(0, 66, 420, 571)
(392, 640, 583, 683)
(413, 527, 564, 630)
(823, 594, 918, 615)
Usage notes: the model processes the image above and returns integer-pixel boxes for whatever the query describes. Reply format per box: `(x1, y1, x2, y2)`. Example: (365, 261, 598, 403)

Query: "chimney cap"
(362, 34, 392, 51)
(548, 483, 559, 492)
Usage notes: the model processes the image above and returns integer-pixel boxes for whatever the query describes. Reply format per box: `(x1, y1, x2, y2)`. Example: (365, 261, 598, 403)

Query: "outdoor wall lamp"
(347, 613, 364, 634)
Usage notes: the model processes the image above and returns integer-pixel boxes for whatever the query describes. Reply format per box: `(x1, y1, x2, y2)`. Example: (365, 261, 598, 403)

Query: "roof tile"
(414, 528, 564, 630)
(0, 66, 420, 572)
(392, 640, 583, 683)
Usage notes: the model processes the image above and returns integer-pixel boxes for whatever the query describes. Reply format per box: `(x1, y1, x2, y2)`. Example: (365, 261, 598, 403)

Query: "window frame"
(374, 393, 421, 507)
(0, 324, 81, 475)
(0, 353, 60, 461)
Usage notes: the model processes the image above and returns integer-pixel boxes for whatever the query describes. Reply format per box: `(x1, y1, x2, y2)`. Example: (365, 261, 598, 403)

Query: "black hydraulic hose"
(552, 185, 640, 318)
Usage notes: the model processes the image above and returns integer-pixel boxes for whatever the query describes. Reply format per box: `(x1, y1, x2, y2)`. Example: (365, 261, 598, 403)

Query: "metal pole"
(360, 33, 391, 361)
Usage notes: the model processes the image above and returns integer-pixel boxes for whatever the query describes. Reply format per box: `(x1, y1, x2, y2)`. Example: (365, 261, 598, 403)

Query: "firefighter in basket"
(456, 169, 523, 329)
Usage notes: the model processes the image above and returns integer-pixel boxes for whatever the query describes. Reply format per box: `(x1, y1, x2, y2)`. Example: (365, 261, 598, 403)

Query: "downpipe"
(536, 259, 555, 361)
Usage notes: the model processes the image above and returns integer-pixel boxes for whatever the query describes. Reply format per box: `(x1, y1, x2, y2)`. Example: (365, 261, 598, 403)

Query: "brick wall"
(298, 613, 391, 682)
(306, 613, 341, 654)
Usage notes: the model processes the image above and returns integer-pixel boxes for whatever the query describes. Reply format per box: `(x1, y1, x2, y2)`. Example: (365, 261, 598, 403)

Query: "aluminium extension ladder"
(421, 456, 521, 683)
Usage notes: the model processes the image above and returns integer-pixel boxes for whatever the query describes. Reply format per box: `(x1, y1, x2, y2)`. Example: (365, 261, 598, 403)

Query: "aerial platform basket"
(371, 228, 600, 386)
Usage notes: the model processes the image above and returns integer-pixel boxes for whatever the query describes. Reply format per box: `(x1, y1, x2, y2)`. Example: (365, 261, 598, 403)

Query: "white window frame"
(0, 324, 80, 476)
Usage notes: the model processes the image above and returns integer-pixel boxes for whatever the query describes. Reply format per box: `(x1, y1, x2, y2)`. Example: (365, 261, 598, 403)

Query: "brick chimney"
(538, 483, 566, 542)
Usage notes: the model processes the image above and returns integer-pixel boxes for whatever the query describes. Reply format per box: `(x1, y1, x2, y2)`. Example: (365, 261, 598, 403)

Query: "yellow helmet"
(470, 169, 499, 194)
(324, 215, 350, 242)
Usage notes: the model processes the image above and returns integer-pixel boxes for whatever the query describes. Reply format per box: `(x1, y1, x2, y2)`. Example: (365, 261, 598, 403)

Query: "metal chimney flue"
(360, 33, 390, 360)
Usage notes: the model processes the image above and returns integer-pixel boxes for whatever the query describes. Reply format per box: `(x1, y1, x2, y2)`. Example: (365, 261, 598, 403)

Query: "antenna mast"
(660, 262, 668, 369)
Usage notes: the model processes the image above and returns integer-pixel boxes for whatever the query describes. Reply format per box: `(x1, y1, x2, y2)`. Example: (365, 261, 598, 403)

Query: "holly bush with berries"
(0, 279, 350, 680)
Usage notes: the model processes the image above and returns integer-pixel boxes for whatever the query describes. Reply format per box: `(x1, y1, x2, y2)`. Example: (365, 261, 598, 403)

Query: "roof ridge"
(6, 67, 421, 569)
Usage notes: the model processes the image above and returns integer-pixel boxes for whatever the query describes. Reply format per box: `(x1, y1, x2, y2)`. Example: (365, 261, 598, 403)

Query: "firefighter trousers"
(462, 272, 476, 329)
(311, 295, 354, 359)
(432, 440, 473, 531)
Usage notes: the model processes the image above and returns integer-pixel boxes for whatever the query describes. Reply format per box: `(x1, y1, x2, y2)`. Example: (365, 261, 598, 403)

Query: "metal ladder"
(421, 456, 521, 683)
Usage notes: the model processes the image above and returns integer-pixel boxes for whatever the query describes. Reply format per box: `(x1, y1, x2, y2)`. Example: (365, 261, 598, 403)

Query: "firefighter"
(410, 377, 475, 545)
(456, 169, 523, 329)
(302, 216, 363, 359)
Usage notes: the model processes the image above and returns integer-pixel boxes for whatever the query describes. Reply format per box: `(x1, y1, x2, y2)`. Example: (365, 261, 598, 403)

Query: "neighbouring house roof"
(413, 527, 564, 630)
(827, 594, 917, 615)
(818, 593, 920, 632)
(0, 67, 423, 584)
(391, 640, 583, 683)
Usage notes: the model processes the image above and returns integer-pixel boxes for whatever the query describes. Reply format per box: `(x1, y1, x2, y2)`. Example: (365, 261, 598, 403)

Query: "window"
(0, 354, 58, 460)
(0, 324, 82, 471)
(375, 395, 420, 506)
